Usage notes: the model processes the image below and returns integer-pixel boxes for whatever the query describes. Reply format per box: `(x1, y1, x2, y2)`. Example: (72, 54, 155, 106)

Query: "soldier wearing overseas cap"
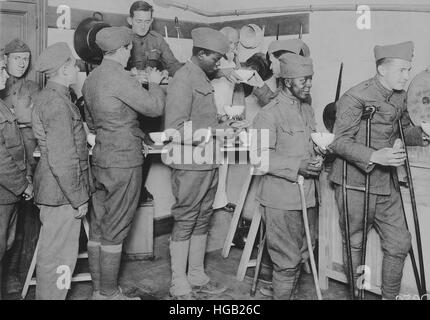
(0, 38, 41, 296)
(31, 42, 90, 300)
(82, 26, 165, 300)
(0, 49, 33, 300)
(164, 27, 237, 299)
(252, 39, 312, 107)
(251, 52, 322, 300)
(328, 41, 429, 300)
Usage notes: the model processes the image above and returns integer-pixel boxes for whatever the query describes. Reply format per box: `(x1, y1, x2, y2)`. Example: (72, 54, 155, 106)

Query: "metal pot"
(74, 12, 110, 65)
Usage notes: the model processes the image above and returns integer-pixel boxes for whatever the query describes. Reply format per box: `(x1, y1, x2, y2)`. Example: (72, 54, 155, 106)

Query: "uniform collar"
(46, 81, 70, 99)
(101, 58, 125, 71)
(133, 31, 151, 40)
(187, 60, 211, 83)
(374, 76, 394, 99)
(278, 89, 301, 106)
(2, 76, 23, 97)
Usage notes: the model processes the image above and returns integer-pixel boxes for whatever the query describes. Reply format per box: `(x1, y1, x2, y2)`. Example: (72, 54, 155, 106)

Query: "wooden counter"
(318, 146, 430, 297)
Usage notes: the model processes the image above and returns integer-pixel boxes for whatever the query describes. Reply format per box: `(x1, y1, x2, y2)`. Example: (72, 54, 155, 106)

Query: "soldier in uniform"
(32, 43, 90, 300)
(0, 38, 41, 295)
(127, 0, 183, 76)
(82, 27, 165, 300)
(164, 27, 235, 300)
(126, 1, 183, 203)
(328, 41, 428, 300)
(253, 39, 311, 107)
(251, 53, 322, 300)
(0, 49, 33, 300)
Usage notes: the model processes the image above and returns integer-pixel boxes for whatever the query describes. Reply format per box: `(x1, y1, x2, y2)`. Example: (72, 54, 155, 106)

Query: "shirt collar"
(46, 81, 70, 99)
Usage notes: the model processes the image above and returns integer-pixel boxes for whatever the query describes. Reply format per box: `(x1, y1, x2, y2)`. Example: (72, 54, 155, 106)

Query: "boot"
(99, 245, 122, 297)
(169, 239, 192, 298)
(260, 270, 300, 299)
(87, 241, 101, 298)
(272, 268, 299, 300)
(188, 234, 227, 295)
(92, 287, 140, 300)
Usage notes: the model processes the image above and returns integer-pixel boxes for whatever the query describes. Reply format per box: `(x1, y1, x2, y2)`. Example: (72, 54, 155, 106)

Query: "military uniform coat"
(32, 81, 89, 209)
(0, 99, 28, 204)
(164, 60, 221, 171)
(82, 59, 165, 169)
(128, 31, 183, 76)
(252, 90, 317, 211)
(0, 76, 40, 173)
(328, 76, 424, 195)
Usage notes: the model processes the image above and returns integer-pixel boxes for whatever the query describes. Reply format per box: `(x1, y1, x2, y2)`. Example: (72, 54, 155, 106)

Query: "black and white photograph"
(0, 0, 429, 308)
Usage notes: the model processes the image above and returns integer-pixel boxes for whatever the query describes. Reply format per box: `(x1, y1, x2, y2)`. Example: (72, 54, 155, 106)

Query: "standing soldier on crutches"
(328, 41, 428, 300)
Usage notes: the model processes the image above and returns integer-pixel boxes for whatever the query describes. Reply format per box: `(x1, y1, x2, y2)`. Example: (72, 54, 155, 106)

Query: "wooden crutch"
(298, 175, 323, 300)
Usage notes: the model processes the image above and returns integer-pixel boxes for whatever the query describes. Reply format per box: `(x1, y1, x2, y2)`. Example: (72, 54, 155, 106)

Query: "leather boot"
(169, 239, 192, 298)
(188, 234, 226, 295)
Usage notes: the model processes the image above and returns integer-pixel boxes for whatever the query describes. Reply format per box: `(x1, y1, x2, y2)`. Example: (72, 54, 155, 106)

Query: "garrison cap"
(374, 41, 414, 62)
(96, 27, 133, 53)
(4, 38, 31, 55)
(35, 42, 73, 74)
(279, 52, 314, 78)
(268, 39, 310, 57)
(192, 27, 230, 56)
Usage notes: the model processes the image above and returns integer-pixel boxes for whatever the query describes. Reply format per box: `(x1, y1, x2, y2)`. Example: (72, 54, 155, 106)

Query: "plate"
(407, 70, 430, 125)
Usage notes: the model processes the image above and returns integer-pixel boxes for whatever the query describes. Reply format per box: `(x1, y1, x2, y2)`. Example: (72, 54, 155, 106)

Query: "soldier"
(31, 43, 89, 300)
(164, 27, 236, 300)
(127, 0, 182, 203)
(251, 53, 322, 300)
(253, 39, 311, 107)
(82, 26, 165, 300)
(328, 41, 428, 300)
(0, 49, 33, 300)
(0, 38, 41, 295)
(127, 0, 182, 77)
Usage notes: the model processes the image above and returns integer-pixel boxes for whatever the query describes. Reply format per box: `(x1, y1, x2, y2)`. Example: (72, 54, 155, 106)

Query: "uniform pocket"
(148, 50, 161, 62)
(1, 122, 22, 148)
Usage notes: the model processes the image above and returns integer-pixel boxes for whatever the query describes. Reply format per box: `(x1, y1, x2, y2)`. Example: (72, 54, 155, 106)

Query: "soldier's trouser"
(262, 205, 317, 300)
(36, 205, 81, 300)
(4, 199, 40, 289)
(170, 169, 219, 242)
(169, 169, 218, 296)
(334, 182, 411, 300)
(89, 166, 142, 296)
(0, 204, 17, 299)
(90, 166, 142, 246)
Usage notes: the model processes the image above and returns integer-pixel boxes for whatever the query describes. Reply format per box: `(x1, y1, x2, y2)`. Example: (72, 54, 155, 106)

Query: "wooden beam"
(212, 13, 309, 37)
(47, 6, 309, 39)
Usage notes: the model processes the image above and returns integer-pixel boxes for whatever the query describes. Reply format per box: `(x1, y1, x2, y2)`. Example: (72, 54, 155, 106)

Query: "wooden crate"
(123, 202, 154, 261)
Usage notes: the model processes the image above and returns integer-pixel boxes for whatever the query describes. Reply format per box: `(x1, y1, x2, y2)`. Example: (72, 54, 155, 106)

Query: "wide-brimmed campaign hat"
(239, 24, 264, 49)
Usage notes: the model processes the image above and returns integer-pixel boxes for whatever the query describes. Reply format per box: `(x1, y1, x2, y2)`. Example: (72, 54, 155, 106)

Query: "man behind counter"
(127, 1, 183, 203)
